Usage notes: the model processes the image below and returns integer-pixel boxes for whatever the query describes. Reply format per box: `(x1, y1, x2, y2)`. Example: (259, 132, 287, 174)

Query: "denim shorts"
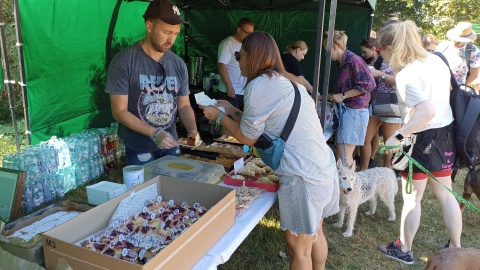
(278, 173, 339, 235)
(125, 146, 180, 166)
(368, 105, 403, 124)
(336, 107, 369, 145)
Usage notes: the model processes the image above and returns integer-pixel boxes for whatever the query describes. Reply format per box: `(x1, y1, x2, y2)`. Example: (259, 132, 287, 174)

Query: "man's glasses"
(239, 27, 251, 35)
(155, 63, 166, 87)
(234, 51, 241, 61)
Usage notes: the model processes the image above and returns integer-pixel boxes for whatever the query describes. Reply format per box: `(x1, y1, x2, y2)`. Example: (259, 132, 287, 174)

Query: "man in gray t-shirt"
(105, 0, 200, 165)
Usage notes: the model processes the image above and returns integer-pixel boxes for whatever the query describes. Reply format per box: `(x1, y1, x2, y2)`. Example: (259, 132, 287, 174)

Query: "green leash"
(380, 145, 480, 214)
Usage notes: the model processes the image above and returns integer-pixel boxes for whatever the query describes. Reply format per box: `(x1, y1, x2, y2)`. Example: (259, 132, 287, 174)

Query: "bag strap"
(280, 82, 301, 142)
(373, 55, 383, 70)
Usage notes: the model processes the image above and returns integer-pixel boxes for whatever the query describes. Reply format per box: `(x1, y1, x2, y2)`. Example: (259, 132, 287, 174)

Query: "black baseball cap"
(143, 0, 191, 28)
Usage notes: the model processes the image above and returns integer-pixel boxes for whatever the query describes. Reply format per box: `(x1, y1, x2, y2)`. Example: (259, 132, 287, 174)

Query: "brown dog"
(425, 247, 480, 270)
(459, 166, 480, 212)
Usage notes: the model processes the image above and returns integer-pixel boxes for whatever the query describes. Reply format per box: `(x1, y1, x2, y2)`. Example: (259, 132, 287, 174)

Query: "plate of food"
(214, 135, 243, 145)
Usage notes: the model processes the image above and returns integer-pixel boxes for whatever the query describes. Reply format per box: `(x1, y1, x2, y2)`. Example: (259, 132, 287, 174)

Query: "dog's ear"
(350, 160, 356, 170)
(336, 159, 342, 169)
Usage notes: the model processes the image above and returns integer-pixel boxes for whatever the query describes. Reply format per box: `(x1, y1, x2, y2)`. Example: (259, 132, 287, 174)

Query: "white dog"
(334, 159, 398, 237)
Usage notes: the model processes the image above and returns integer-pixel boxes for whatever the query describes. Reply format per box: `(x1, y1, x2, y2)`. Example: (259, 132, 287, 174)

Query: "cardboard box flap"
(108, 183, 157, 226)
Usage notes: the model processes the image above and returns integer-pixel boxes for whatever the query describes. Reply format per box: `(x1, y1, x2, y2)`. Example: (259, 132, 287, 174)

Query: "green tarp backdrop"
(18, 0, 373, 144)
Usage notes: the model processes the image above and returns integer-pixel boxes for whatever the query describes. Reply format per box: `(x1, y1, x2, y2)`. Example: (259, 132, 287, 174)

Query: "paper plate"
(156, 159, 204, 174)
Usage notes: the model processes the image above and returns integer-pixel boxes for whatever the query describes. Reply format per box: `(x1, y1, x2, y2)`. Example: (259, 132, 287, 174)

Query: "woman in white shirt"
(202, 31, 339, 270)
(377, 21, 462, 265)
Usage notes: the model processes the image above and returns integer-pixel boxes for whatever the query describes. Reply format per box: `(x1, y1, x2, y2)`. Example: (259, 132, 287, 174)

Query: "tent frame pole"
(0, 0, 21, 152)
(12, 0, 30, 145)
(315, 0, 337, 128)
(311, 0, 326, 126)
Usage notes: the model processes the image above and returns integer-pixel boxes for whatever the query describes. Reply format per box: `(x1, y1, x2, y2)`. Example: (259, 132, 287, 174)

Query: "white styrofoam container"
(86, 181, 127, 205)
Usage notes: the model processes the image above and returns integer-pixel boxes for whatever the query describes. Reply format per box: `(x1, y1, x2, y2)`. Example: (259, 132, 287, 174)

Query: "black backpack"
(434, 52, 480, 181)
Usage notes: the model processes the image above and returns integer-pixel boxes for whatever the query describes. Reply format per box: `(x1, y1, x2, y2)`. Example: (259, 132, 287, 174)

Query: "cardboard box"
(42, 176, 236, 270)
(86, 181, 127, 205)
(0, 201, 93, 267)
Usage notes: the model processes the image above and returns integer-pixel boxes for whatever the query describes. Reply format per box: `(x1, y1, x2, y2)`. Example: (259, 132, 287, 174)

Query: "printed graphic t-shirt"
(105, 43, 189, 152)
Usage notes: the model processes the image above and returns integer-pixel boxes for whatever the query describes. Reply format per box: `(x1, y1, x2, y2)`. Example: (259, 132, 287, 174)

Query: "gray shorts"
(278, 173, 339, 235)
(368, 105, 403, 124)
(336, 107, 369, 145)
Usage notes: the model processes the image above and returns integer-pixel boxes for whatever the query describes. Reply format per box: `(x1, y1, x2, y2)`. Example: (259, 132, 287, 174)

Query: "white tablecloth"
(192, 185, 278, 270)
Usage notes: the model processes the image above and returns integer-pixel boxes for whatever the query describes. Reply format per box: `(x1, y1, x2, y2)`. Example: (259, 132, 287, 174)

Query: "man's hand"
(151, 130, 179, 149)
(227, 87, 236, 99)
(187, 130, 200, 146)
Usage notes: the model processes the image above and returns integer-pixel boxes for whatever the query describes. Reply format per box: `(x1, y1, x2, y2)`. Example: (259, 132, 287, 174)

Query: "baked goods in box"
(235, 186, 263, 216)
(214, 135, 242, 145)
(197, 142, 249, 157)
(177, 137, 202, 148)
(79, 196, 207, 265)
(180, 154, 236, 170)
(224, 158, 280, 192)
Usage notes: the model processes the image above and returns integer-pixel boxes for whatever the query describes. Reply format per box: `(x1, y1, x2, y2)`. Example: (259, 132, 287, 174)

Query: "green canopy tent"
(12, 0, 375, 145)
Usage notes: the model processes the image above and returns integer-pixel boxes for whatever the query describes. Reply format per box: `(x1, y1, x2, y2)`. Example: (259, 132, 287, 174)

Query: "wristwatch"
(380, 74, 386, 80)
(394, 130, 404, 141)
(342, 93, 346, 100)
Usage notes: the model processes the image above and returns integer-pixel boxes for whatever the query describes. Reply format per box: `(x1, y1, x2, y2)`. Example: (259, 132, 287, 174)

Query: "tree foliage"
(373, 0, 479, 44)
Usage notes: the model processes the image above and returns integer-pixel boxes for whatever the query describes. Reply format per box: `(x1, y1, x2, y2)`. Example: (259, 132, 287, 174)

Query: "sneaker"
(368, 158, 376, 169)
(378, 239, 414, 265)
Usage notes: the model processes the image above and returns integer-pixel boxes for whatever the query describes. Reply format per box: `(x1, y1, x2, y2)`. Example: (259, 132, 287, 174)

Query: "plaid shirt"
(335, 50, 376, 108)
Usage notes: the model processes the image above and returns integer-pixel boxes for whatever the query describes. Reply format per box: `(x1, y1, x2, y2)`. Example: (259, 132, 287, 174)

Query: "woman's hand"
(370, 69, 383, 78)
(201, 106, 221, 121)
(329, 93, 344, 103)
(384, 135, 401, 155)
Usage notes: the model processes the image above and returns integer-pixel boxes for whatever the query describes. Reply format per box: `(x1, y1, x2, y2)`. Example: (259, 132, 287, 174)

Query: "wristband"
(216, 111, 224, 122)
(342, 93, 346, 100)
(150, 129, 160, 141)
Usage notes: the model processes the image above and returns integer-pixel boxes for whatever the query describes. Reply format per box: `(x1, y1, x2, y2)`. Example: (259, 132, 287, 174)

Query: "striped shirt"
(240, 73, 336, 185)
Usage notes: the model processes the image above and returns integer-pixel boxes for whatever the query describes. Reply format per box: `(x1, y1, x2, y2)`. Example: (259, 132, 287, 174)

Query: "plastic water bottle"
(24, 184, 33, 212)
(42, 176, 53, 202)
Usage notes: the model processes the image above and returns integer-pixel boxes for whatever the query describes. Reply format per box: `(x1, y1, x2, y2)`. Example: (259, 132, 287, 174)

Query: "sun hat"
(143, 0, 190, 28)
(446, 22, 477, 43)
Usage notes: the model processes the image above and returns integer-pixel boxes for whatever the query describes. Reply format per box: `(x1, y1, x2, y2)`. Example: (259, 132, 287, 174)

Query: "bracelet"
(342, 93, 346, 100)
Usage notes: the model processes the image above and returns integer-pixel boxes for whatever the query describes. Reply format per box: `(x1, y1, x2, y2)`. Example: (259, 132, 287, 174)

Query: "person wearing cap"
(217, 18, 254, 111)
(105, 0, 200, 166)
(436, 22, 480, 86)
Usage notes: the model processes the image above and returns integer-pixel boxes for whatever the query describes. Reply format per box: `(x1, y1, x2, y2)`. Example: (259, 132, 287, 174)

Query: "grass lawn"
(1, 122, 480, 269)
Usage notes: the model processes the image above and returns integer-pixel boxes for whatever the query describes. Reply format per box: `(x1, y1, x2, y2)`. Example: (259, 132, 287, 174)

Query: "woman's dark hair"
(360, 37, 379, 49)
(241, 32, 300, 85)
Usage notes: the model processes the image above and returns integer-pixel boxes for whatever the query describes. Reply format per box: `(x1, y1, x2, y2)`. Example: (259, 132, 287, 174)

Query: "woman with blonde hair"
(325, 30, 376, 170)
(281, 40, 314, 93)
(202, 31, 339, 270)
(377, 20, 462, 264)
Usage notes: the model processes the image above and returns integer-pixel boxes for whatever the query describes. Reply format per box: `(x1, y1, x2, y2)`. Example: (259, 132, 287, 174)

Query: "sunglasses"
(234, 51, 242, 61)
(154, 63, 166, 87)
(239, 27, 251, 35)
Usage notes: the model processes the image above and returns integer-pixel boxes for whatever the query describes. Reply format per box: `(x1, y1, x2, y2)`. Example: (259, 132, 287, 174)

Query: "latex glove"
(151, 130, 179, 149)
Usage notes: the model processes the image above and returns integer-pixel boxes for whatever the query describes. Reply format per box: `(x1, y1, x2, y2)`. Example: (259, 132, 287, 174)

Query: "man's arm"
(466, 66, 480, 86)
(177, 95, 198, 135)
(110, 94, 156, 138)
(218, 63, 236, 99)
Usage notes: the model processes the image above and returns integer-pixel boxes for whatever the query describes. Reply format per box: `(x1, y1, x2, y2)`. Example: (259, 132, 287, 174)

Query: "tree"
(373, 0, 480, 44)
